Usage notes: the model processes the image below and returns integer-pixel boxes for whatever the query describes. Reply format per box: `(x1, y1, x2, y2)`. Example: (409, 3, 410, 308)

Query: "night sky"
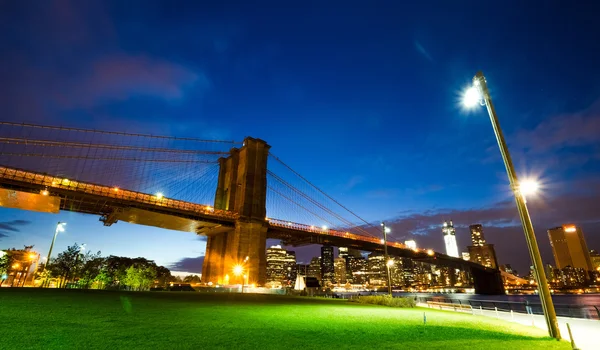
(1, 1, 600, 276)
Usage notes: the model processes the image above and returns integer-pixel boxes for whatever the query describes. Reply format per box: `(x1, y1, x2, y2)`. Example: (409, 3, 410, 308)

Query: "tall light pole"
(463, 71, 561, 340)
(45, 222, 66, 288)
(380, 222, 392, 296)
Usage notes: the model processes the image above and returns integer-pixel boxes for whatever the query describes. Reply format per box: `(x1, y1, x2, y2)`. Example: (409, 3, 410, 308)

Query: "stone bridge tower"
(202, 137, 270, 286)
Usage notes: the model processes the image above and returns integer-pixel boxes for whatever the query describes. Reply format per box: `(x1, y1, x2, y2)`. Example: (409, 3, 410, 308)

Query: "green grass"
(0, 289, 569, 350)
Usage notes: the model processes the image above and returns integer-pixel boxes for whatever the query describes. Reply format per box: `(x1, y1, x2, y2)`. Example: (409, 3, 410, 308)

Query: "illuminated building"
(307, 257, 321, 282)
(548, 225, 593, 271)
(589, 250, 600, 270)
(442, 220, 459, 258)
(334, 257, 346, 284)
(284, 251, 297, 286)
(467, 224, 498, 269)
(266, 245, 293, 285)
(320, 245, 335, 285)
(338, 247, 349, 259)
(404, 240, 417, 250)
(367, 253, 386, 285)
(346, 255, 367, 284)
(469, 224, 485, 246)
(462, 252, 470, 261)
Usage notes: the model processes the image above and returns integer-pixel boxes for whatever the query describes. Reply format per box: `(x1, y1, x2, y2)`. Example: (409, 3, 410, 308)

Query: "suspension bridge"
(0, 122, 503, 294)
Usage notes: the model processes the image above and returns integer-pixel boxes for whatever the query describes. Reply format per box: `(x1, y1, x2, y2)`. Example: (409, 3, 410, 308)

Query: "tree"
(48, 243, 83, 288)
(0, 253, 12, 287)
(78, 251, 104, 288)
(123, 265, 156, 291)
(183, 275, 201, 284)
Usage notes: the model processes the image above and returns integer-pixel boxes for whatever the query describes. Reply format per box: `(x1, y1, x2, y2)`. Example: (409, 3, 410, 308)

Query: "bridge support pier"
(471, 268, 504, 295)
(202, 137, 270, 286)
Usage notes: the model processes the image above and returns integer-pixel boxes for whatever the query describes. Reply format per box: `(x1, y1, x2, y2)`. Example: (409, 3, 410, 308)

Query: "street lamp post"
(463, 71, 561, 340)
(44, 222, 66, 288)
(380, 222, 392, 296)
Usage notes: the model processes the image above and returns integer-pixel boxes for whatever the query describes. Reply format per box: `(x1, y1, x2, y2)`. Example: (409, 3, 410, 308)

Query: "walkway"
(418, 302, 598, 350)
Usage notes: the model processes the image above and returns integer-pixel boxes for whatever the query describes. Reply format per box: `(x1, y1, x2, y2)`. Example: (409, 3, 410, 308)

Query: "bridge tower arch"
(202, 137, 270, 286)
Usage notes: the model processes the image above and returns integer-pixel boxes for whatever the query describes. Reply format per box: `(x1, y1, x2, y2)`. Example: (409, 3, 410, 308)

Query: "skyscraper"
(467, 224, 499, 269)
(320, 245, 335, 284)
(338, 247, 349, 259)
(469, 224, 485, 246)
(367, 253, 386, 285)
(442, 220, 459, 258)
(548, 225, 593, 271)
(346, 255, 367, 284)
(266, 245, 289, 285)
(334, 257, 346, 284)
(283, 251, 297, 286)
(307, 257, 321, 282)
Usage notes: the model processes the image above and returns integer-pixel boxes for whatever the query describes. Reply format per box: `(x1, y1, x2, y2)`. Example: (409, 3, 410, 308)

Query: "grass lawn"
(0, 289, 569, 350)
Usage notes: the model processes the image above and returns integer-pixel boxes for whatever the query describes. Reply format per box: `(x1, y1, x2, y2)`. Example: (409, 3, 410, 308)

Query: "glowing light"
(233, 264, 244, 276)
(205, 206, 214, 211)
(309, 225, 314, 229)
(426, 249, 435, 256)
(12, 263, 19, 268)
(384, 227, 391, 233)
(386, 259, 395, 267)
(40, 189, 49, 196)
(564, 226, 577, 233)
(287, 222, 292, 226)
(57, 222, 66, 232)
(380, 239, 385, 244)
(156, 192, 164, 199)
(29, 254, 36, 260)
(321, 225, 328, 231)
(462, 86, 481, 107)
(519, 180, 539, 196)
(113, 187, 119, 192)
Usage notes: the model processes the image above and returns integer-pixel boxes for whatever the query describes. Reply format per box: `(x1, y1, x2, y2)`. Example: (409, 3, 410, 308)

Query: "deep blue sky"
(1, 1, 600, 276)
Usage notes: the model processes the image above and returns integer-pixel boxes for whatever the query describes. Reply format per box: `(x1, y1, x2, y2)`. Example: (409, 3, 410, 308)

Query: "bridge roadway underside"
(0, 181, 235, 236)
(268, 227, 505, 295)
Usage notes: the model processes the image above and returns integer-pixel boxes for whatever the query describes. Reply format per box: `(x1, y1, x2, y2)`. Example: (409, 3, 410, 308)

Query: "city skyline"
(1, 1, 600, 276)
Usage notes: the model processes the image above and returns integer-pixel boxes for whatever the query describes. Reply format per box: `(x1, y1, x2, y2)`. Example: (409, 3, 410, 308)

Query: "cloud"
(415, 40, 433, 62)
(514, 99, 600, 154)
(56, 55, 205, 108)
(0, 220, 32, 238)
(169, 256, 204, 274)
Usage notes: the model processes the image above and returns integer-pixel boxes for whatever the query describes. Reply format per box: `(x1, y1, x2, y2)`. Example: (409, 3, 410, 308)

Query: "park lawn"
(0, 289, 569, 350)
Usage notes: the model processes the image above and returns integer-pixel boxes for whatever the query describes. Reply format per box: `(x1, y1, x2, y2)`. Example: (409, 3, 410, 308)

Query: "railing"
(0, 166, 239, 220)
(268, 218, 418, 252)
(415, 296, 600, 320)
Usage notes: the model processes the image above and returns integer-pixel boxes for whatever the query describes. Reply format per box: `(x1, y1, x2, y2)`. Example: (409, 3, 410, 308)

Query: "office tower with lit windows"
(467, 224, 499, 269)
(548, 225, 593, 271)
(590, 250, 600, 270)
(266, 245, 289, 285)
(338, 247, 349, 259)
(469, 224, 485, 246)
(307, 257, 321, 282)
(334, 257, 346, 284)
(442, 220, 459, 258)
(367, 253, 386, 285)
(320, 245, 335, 284)
(346, 255, 367, 284)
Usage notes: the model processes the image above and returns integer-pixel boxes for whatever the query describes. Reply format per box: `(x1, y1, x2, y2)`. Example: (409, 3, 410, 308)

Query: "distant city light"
(462, 86, 481, 107)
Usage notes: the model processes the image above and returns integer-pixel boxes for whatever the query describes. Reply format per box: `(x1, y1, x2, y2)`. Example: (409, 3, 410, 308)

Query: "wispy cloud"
(415, 40, 433, 62)
(0, 220, 32, 239)
(169, 256, 204, 274)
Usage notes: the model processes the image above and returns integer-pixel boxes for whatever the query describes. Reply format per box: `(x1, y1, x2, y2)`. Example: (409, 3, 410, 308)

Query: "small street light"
(380, 222, 392, 296)
(44, 222, 66, 288)
(462, 71, 560, 340)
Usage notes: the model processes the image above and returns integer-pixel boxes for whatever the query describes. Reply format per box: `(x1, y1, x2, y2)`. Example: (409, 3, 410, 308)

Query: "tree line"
(31, 243, 201, 290)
